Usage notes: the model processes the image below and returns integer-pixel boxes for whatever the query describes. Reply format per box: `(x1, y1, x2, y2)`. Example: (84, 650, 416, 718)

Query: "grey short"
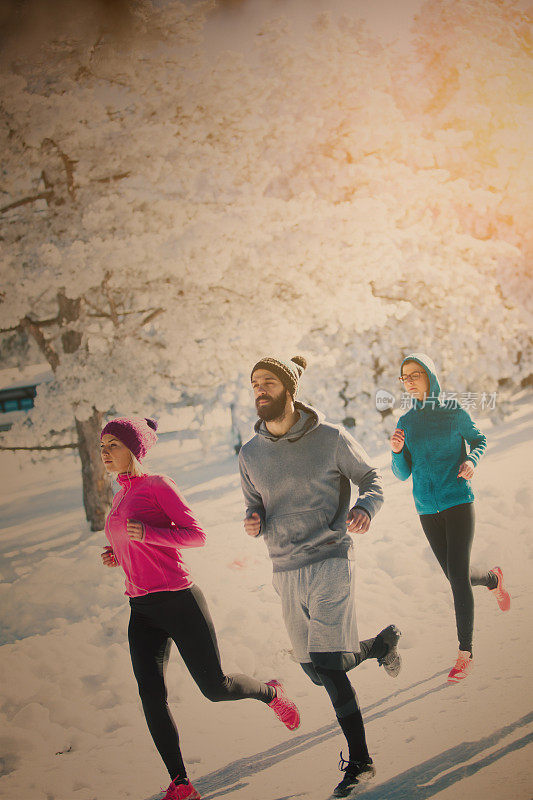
(272, 557, 359, 663)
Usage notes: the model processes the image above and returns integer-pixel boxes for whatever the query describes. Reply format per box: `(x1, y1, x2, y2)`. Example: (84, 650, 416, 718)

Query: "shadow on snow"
(145, 669, 488, 800)
(196, 706, 533, 800)
(359, 710, 533, 800)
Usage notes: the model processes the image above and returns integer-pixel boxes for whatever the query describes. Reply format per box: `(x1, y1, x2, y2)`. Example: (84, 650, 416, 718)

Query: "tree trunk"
(76, 408, 112, 531)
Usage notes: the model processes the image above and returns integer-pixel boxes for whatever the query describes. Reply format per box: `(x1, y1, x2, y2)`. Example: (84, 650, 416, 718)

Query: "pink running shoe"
(447, 650, 473, 683)
(266, 679, 300, 730)
(489, 566, 511, 611)
(161, 777, 201, 800)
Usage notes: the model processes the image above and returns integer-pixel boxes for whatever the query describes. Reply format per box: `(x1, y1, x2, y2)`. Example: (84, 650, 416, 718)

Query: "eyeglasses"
(399, 371, 424, 383)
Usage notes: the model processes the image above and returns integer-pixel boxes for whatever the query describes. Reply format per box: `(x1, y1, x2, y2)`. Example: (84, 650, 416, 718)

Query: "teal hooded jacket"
(391, 353, 487, 515)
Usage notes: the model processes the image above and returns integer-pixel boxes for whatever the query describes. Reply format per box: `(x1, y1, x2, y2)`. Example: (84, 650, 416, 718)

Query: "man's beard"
(255, 389, 288, 421)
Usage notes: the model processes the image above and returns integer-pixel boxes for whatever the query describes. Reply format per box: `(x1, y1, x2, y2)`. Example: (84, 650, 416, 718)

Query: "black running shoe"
(333, 752, 376, 797)
(376, 624, 402, 678)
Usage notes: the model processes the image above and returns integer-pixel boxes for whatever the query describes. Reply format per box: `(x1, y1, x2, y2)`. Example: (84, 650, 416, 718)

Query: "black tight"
(300, 637, 386, 764)
(128, 586, 274, 780)
(419, 502, 494, 653)
(310, 657, 369, 764)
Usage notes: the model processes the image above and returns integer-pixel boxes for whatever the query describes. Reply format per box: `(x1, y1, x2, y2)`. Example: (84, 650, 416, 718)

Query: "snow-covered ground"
(1, 395, 532, 800)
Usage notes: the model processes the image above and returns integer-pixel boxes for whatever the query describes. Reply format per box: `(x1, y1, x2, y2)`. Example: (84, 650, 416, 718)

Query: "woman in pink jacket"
(100, 417, 300, 800)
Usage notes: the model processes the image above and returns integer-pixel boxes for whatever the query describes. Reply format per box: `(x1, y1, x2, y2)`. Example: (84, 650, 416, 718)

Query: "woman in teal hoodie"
(390, 353, 510, 683)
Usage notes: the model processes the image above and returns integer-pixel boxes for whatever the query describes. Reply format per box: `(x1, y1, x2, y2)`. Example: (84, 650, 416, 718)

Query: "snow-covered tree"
(1, 0, 530, 528)
(408, 0, 532, 260)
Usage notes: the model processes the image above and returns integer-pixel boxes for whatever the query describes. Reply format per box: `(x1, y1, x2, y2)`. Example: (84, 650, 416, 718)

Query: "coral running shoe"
(489, 566, 511, 611)
(266, 679, 300, 730)
(161, 777, 201, 800)
(447, 650, 473, 683)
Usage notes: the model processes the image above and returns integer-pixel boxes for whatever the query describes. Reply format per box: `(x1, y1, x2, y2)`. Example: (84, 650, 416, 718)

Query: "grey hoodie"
(238, 401, 384, 572)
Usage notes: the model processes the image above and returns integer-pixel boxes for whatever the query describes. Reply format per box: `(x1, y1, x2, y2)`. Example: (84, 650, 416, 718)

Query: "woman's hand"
(126, 519, 145, 541)
(457, 461, 475, 480)
(101, 546, 118, 567)
(391, 428, 405, 453)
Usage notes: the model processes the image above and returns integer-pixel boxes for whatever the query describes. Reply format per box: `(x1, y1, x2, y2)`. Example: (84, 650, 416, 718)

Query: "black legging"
(419, 502, 494, 654)
(128, 585, 275, 780)
(300, 638, 387, 765)
(311, 658, 370, 765)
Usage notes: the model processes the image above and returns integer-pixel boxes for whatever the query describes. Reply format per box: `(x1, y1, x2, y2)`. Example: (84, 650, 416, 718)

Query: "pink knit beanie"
(101, 417, 158, 461)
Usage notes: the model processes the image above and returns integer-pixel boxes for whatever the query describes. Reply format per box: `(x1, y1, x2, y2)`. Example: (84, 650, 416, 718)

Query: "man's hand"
(391, 428, 405, 453)
(126, 519, 145, 541)
(346, 507, 371, 534)
(101, 545, 118, 567)
(244, 512, 261, 537)
(457, 461, 475, 480)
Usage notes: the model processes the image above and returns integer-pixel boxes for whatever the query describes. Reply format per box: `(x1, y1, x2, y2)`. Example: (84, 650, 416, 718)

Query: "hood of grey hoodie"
(401, 352, 442, 409)
(254, 401, 324, 442)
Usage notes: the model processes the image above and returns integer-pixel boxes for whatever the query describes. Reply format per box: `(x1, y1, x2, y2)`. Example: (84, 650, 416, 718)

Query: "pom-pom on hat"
(251, 355, 307, 397)
(101, 417, 158, 462)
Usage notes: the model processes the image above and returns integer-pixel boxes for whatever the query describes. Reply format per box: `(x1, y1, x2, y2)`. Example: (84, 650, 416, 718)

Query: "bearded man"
(238, 354, 401, 797)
